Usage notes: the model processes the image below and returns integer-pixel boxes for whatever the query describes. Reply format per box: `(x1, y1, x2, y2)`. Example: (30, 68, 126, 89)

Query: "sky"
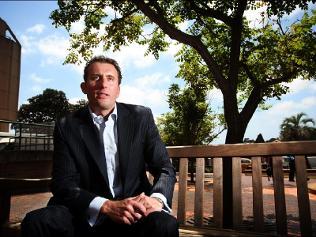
(0, 1, 315, 144)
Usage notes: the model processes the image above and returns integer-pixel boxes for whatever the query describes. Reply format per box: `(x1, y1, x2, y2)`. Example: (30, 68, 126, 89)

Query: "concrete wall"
(0, 150, 53, 178)
(0, 18, 21, 132)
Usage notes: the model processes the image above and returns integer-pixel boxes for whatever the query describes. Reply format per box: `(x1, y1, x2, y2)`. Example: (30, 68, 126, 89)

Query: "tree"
(51, 0, 316, 144)
(18, 89, 70, 123)
(50, 0, 316, 227)
(157, 80, 225, 181)
(280, 112, 316, 140)
(157, 84, 223, 146)
(69, 98, 88, 112)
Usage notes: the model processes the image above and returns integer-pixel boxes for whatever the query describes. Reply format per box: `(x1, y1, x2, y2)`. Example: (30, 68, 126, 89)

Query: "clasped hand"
(100, 193, 163, 225)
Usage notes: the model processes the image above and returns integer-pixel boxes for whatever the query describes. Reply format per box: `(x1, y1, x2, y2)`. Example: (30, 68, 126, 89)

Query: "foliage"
(18, 89, 70, 123)
(157, 82, 224, 146)
(50, 0, 316, 143)
(280, 112, 316, 140)
(157, 78, 225, 179)
(17, 89, 87, 124)
(69, 99, 88, 112)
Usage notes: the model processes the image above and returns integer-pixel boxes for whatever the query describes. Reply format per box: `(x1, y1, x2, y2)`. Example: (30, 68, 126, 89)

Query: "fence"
(0, 120, 54, 151)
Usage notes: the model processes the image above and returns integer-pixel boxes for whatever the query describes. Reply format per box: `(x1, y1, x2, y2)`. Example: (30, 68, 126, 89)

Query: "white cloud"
(117, 73, 170, 117)
(134, 73, 171, 88)
(301, 96, 316, 108)
(165, 41, 181, 57)
(69, 63, 86, 77)
(243, 94, 316, 142)
(29, 73, 50, 84)
(118, 85, 168, 117)
(106, 43, 156, 69)
(31, 85, 42, 94)
(244, 5, 268, 28)
(244, 3, 315, 30)
(265, 95, 316, 119)
(178, 21, 189, 32)
(269, 100, 297, 114)
(37, 34, 69, 61)
(67, 42, 157, 73)
(207, 88, 223, 107)
(285, 79, 316, 94)
(70, 18, 85, 34)
(69, 97, 85, 105)
(20, 34, 36, 55)
(104, 6, 118, 18)
(20, 31, 70, 65)
(69, 41, 178, 79)
(284, 3, 315, 20)
(26, 24, 45, 34)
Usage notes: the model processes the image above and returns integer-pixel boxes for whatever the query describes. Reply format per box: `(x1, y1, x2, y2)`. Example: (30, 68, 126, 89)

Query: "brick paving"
(9, 174, 316, 235)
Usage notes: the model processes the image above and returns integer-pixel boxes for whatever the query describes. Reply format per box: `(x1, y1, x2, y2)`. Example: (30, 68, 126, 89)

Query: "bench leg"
(0, 192, 11, 226)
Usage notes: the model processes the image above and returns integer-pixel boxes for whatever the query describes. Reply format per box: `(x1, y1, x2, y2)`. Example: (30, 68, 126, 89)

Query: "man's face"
(81, 62, 120, 116)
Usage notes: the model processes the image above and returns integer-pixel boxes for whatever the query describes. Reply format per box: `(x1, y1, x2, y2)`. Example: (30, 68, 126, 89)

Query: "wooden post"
(177, 158, 188, 224)
(232, 157, 242, 227)
(213, 157, 223, 228)
(272, 156, 287, 236)
(194, 158, 204, 226)
(252, 156, 264, 232)
(295, 155, 312, 236)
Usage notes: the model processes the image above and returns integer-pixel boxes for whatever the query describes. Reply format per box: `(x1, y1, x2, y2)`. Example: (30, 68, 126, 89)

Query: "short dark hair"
(83, 56, 122, 84)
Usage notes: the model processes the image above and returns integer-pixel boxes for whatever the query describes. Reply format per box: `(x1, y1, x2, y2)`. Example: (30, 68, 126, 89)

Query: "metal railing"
(0, 120, 54, 151)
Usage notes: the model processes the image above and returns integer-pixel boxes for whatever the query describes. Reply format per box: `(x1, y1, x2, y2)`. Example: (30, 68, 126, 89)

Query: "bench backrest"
(167, 141, 316, 236)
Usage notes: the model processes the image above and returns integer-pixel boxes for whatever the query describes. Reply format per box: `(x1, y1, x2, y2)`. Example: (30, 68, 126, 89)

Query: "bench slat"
(232, 157, 242, 227)
(178, 158, 188, 224)
(213, 157, 223, 228)
(251, 156, 264, 232)
(194, 158, 204, 226)
(295, 155, 312, 236)
(272, 156, 287, 236)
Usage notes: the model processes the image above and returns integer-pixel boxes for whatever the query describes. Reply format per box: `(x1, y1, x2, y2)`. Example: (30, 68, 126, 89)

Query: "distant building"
(0, 18, 21, 132)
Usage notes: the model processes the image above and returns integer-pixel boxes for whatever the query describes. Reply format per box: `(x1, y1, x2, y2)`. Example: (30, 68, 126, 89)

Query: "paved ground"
(9, 174, 316, 236)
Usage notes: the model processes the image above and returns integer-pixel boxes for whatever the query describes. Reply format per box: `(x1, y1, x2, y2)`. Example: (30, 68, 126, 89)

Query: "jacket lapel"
(117, 103, 134, 192)
(78, 107, 110, 188)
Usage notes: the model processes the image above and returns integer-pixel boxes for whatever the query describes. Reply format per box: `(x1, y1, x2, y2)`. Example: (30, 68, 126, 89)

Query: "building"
(0, 18, 21, 132)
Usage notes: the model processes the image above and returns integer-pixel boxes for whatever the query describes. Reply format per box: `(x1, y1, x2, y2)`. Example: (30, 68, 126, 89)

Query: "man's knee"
(145, 211, 179, 237)
(21, 206, 74, 237)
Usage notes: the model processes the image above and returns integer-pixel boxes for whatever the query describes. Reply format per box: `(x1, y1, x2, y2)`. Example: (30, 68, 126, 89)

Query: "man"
(21, 56, 178, 237)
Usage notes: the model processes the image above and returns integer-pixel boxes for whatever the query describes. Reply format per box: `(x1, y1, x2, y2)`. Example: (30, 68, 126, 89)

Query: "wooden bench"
(168, 141, 316, 236)
(0, 141, 315, 236)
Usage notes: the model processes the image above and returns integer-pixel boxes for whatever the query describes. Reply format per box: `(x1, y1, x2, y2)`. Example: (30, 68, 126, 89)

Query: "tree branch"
(130, 0, 227, 91)
(228, 0, 248, 92)
(208, 127, 226, 144)
(240, 85, 262, 128)
(241, 62, 260, 87)
(264, 70, 297, 87)
(185, 0, 234, 26)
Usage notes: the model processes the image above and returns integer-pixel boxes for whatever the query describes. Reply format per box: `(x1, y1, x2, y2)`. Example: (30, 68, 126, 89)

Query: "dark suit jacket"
(50, 103, 176, 217)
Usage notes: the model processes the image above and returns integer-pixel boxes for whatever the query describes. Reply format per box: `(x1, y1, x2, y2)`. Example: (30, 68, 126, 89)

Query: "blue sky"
(0, 1, 315, 144)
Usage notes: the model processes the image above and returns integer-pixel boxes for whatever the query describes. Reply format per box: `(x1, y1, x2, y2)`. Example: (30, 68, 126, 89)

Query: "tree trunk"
(222, 119, 248, 227)
(222, 92, 249, 227)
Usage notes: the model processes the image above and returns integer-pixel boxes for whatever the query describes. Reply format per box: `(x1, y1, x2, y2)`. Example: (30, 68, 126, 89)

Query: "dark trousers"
(21, 205, 179, 237)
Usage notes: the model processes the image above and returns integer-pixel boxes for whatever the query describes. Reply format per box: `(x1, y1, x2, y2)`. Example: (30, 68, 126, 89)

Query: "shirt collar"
(89, 104, 117, 125)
